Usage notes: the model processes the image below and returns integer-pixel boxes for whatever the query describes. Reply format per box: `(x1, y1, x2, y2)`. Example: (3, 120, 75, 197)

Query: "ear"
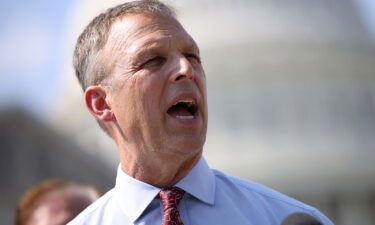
(84, 86, 114, 122)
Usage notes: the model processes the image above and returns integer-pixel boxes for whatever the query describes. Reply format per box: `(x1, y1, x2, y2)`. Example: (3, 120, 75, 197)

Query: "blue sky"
(0, 0, 73, 117)
(355, 0, 375, 38)
(0, 0, 374, 119)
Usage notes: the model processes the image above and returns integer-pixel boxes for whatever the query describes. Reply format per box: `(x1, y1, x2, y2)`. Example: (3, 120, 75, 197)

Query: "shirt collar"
(114, 166, 161, 223)
(114, 157, 216, 223)
(175, 157, 216, 205)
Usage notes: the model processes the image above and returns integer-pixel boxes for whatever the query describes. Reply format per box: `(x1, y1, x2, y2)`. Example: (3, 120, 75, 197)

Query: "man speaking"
(68, 0, 334, 224)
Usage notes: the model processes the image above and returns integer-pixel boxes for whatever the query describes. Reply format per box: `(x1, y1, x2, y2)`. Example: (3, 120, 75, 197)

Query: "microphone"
(281, 212, 323, 225)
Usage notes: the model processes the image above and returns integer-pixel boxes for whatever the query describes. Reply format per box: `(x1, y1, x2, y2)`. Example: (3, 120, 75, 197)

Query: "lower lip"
(167, 112, 201, 125)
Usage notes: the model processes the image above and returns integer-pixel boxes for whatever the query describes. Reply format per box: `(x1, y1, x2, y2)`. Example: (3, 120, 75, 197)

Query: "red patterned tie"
(159, 187, 185, 225)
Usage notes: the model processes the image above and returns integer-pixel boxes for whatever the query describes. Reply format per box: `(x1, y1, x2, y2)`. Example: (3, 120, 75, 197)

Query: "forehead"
(105, 13, 198, 54)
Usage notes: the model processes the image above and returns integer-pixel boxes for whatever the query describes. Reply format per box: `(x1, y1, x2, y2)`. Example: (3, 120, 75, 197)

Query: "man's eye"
(185, 54, 201, 64)
(141, 56, 165, 68)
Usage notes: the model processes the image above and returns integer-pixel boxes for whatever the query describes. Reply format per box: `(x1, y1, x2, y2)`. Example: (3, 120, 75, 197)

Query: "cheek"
(109, 83, 139, 121)
(197, 73, 207, 96)
(132, 76, 163, 120)
(142, 73, 166, 102)
(112, 70, 167, 122)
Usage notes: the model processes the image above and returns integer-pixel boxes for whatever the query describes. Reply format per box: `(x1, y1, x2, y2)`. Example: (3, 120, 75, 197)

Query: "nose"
(170, 55, 194, 82)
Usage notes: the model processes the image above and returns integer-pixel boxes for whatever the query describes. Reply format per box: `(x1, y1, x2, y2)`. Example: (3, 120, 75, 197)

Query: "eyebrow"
(183, 41, 200, 55)
(130, 34, 201, 62)
(132, 42, 163, 62)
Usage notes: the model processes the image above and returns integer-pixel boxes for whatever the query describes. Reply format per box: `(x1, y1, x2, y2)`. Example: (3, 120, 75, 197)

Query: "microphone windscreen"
(281, 212, 323, 225)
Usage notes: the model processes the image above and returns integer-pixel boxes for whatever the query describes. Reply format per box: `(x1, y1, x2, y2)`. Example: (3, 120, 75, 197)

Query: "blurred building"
(22, 0, 375, 224)
(0, 108, 115, 225)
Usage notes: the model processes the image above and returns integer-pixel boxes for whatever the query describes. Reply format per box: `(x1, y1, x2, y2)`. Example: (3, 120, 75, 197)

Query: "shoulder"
(212, 169, 315, 211)
(67, 189, 115, 225)
(212, 169, 333, 224)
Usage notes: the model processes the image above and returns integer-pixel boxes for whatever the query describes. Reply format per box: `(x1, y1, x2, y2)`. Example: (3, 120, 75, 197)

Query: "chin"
(172, 135, 205, 156)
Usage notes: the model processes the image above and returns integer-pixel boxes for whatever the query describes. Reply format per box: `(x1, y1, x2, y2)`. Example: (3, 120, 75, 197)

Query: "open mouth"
(167, 99, 198, 119)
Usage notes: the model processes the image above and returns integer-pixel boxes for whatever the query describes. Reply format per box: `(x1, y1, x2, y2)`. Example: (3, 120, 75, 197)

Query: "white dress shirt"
(68, 157, 334, 225)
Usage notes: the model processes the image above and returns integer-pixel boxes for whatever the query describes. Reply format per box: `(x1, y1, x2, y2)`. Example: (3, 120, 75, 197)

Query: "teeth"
(176, 115, 194, 119)
(174, 98, 195, 107)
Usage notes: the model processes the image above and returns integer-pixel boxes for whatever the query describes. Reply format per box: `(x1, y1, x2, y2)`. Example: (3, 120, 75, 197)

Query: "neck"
(109, 120, 203, 187)
(119, 149, 201, 187)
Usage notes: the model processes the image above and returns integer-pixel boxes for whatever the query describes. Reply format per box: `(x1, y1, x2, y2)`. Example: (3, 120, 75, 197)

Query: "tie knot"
(159, 187, 185, 210)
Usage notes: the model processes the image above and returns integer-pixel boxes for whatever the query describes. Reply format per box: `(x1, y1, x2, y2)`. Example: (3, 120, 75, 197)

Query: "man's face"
(103, 13, 207, 158)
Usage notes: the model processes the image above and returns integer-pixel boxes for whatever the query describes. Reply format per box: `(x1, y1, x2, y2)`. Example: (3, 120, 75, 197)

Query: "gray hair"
(73, 0, 176, 134)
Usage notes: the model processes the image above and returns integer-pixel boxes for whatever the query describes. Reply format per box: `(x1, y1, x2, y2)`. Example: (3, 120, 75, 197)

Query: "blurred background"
(1, 0, 375, 224)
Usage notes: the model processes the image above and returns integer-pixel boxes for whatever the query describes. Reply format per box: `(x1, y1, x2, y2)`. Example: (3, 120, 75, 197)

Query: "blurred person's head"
(16, 179, 101, 225)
